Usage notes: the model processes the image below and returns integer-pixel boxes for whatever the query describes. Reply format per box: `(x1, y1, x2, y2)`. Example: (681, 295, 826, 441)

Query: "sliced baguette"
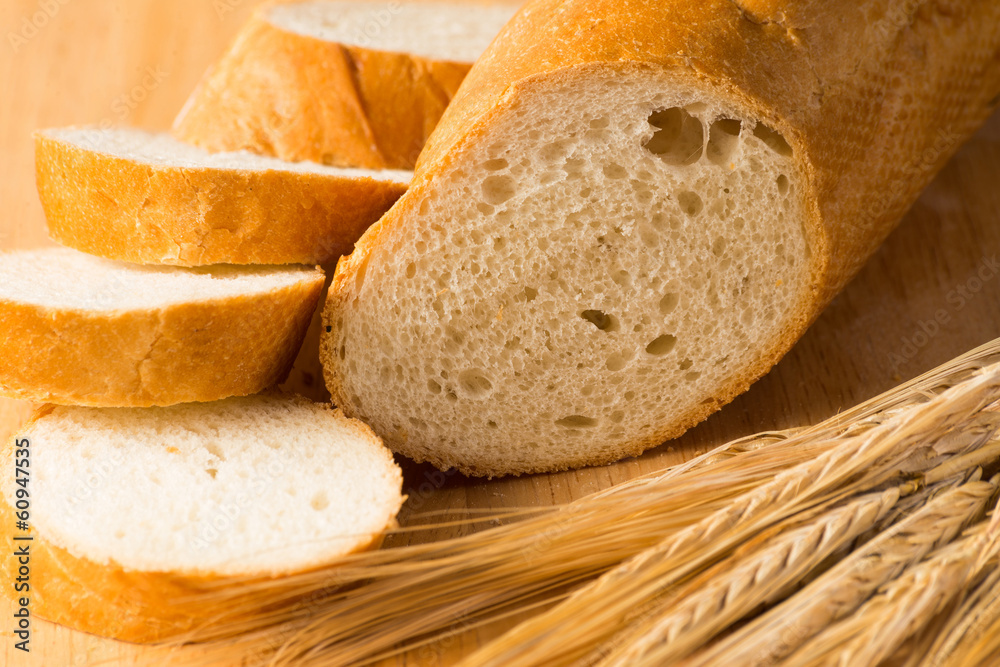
(0, 395, 403, 642)
(321, 0, 1000, 476)
(0, 248, 324, 407)
(172, 0, 519, 170)
(36, 127, 411, 266)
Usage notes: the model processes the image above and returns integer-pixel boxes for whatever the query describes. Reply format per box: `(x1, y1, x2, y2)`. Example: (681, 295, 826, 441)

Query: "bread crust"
(0, 398, 35, 445)
(0, 402, 402, 643)
(171, 3, 479, 170)
(35, 131, 408, 266)
(0, 271, 325, 407)
(323, 0, 1000, 475)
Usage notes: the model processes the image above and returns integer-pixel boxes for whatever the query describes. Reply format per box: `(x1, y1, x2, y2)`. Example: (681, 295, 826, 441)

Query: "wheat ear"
(781, 492, 1000, 667)
(595, 489, 900, 666)
(458, 368, 1000, 667)
(686, 478, 998, 667)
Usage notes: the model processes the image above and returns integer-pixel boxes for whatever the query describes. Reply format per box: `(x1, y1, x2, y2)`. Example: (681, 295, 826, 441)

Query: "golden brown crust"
(0, 403, 402, 643)
(0, 273, 324, 407)
(324, 0, 1000, 475)
(35, 132, 408, 267)
(0, 398, 35, 445)
(171, 4, 474, 170)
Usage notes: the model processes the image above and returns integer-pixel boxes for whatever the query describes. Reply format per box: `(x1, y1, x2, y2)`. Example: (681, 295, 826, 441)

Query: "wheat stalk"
(594, 465, 985, 667)
(597, 437, 1000, 667)
(594, 489, 901, 666)
(166, 339, 1000, 667)
(781, 497, 1000, 667)
(919, 564, 1000, 667)
(685, 478, 998, 667)
(457, 371, 1000, 667)
(935, 578, 1000, 667)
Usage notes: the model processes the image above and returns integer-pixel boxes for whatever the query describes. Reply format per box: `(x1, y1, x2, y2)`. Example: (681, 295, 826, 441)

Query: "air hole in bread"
(712, 238, 728, 256)
(563, 157, 587, 175)
(205, 442, 226, 461)
(310, 492, 330, 511)
(581, 309, 618, 332)
(482, 174, 516, 204)
(678, 191, 704, 216)
(405, 262, 416, 279)
(555, 415, 599, 428)
(644, 107, 705, 165)
(205, 468, 218, 479)
(776, 174, 790, 195)
(590, 116, 610, 128)
(603, 163, 628, 179)
(753, 122, 793, 157)
(612, 269, 633, 289)
(679, 359, 694, 370)
(645, 334, 678, 356)
(483, 158, 509, 171)
(639, 225, 659, 248)
(458, 369, 494, 399)
(606, 353, 629, 371)
(707, 118, 742, 166)
(354, 253, 371, 293)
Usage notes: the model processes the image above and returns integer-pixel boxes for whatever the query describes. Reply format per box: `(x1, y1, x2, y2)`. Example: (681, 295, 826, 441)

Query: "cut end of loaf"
(323, 67, 813, 475)
(3, 395, 403, 577)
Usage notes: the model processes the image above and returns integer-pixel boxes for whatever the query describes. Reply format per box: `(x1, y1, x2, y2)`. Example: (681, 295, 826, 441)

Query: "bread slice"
(172, 0, 519, 170)
(320, 0, 1000, 476)
(0, 395, 404, 642)
(0, 247, 324, 407)
(36, 127, 411, 267)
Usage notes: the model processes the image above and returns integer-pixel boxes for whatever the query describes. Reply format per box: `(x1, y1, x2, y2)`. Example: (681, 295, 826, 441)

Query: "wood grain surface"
(2, 1, 1000, 665)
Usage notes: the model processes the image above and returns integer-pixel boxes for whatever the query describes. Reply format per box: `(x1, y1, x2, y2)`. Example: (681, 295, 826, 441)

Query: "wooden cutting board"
(3, 1, 1000, 664)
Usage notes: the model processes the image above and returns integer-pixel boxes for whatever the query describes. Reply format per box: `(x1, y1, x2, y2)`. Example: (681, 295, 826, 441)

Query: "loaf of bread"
(36, 127, 411, 266)
(321, 0, 1000, 475)
(172, 0, 519, 170)
(0, 394, 403, 642)
(0, 248, 324, 407)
